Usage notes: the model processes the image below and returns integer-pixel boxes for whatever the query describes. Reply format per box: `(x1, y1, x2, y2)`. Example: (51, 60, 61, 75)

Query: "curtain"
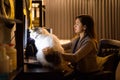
(45, 0, 120, 40)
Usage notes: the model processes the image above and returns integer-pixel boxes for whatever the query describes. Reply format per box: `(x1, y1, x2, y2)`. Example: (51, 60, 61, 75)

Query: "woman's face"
(74, 18, 85, 34)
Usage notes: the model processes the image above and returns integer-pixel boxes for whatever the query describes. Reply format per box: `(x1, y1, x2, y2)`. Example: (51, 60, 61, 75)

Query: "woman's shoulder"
(84, 36, 97, 44)
(84, 36, 98, 49)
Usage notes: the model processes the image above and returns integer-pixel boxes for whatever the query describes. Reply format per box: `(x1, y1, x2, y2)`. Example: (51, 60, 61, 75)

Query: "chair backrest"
(97, 39, 120, 73)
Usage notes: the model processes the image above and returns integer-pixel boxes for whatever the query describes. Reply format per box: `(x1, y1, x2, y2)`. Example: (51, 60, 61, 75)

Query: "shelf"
(0, 15, 22, 23)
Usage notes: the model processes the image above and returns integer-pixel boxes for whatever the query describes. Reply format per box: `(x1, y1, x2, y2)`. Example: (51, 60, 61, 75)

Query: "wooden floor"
(116, 62, 120, 80)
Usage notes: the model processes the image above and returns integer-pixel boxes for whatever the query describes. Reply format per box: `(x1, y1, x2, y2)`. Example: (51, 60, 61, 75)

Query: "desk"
(13, 64, 64, 80)
(60, 39, 70, 45)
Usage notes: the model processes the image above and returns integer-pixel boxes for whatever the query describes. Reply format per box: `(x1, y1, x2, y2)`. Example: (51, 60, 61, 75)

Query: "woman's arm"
(62, 41, 72, 50)
(61, 40, 95, 63)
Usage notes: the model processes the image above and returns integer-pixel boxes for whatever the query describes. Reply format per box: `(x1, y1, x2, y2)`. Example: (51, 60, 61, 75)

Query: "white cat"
(30, 27, 64, 66)
(30, 27, 73, 76)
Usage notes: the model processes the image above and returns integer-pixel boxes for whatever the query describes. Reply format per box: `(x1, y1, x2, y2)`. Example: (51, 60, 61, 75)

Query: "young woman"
(43, 15, 100, 80)
(61, 15, 100, 80)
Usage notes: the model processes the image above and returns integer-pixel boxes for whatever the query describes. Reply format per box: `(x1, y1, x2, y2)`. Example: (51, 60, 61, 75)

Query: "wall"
(45, 0, 120, 40)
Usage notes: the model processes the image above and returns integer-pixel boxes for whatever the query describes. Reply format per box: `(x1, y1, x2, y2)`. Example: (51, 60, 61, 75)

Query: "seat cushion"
(96, 54, 113, 70)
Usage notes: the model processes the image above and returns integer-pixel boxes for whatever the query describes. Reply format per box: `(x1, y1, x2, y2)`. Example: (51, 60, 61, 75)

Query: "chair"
(97, 39, 120, 80)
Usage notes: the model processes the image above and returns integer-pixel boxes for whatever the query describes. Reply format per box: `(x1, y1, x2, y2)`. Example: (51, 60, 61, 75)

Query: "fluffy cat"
(30, 27, 73, 76)
(30, 27, 64, 66)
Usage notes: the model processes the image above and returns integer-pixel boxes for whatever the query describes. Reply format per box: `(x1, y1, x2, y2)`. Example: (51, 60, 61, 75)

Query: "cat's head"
(30, 27, 50, 39)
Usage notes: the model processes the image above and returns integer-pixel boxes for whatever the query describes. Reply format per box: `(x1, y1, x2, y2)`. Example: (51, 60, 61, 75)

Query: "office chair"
(96, 39, 120, 80)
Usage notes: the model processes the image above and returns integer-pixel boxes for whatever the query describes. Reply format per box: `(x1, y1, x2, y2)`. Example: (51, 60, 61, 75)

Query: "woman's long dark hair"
(76, 15, 96, 39)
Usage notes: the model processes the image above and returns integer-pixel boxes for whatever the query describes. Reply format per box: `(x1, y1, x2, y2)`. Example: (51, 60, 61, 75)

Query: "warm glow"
(42, 0, 45, 5)
(60, 40, 70, 45)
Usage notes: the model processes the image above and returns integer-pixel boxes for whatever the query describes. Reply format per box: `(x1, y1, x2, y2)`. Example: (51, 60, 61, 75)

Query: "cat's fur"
(30, 27, 73, 75)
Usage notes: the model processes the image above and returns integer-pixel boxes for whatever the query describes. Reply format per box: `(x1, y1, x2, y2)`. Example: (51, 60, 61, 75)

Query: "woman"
(43, 15, 100, 80)
(61, 15, 100, 80)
